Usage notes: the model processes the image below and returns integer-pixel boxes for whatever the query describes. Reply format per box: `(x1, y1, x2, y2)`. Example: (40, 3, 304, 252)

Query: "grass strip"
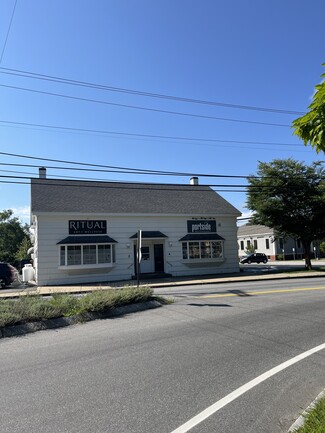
(293, 396, 325, 433)
(0, 287, 160, 328)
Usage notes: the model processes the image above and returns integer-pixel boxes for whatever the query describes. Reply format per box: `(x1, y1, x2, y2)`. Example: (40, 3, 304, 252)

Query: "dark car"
(240, 253, 268, 264)
(0, 263, 17, 288)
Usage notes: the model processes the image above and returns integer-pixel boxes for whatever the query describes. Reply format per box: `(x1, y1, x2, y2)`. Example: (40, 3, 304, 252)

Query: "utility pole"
(136, 230, 142, 287)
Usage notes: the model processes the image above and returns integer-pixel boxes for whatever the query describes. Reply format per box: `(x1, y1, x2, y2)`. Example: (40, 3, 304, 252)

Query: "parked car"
(0, 262, 17, 288)
(240, 253, 268, 264)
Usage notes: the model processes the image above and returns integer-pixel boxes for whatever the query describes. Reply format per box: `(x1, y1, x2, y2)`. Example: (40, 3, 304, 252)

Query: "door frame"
(133, 241, 165, 275)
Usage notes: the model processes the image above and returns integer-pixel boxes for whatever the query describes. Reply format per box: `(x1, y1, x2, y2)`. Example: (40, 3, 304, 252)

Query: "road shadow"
(228, 290, 251, 297)
(188, 303, 232, 308)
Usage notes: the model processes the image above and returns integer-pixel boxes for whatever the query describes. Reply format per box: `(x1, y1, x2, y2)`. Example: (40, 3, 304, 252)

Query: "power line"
(0, 168, 278, 186)
(5, 174, 324, 202)
(0, 0, 18, 64)
(0, 174, 248, 188)
(0, 179, 251, 193)
(2, 152, 324, 180)
(0, 174, 286, 190)
(0, 119, 302, 147)
(0, 83, 290, 128)
(0, 151, 256, 178)
(0, 162, 182, 177)
(0, 66, 305, 115)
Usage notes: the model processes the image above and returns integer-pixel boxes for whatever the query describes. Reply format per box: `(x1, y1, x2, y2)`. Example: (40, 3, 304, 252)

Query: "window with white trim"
(60, 243, 115, 266)
(182, 241, 223, 260)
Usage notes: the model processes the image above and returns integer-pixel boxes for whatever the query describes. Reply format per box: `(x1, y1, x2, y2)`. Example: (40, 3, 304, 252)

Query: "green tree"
(0, 209, 30, 265)
(246, 159, 325, 270)
(320, 241, 325, 256)
(245, 244, 255, 255)
(292, 64, 325, 153)
(15, 237, 32, 262)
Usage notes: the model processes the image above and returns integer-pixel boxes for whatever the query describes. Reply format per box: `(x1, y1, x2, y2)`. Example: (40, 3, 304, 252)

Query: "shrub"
(0, 287, 155, 328)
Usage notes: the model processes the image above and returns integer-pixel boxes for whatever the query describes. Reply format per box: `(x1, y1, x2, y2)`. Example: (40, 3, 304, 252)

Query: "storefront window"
(211, 241, 223, 258)
(60, 246, 65, 266)
(83, 245, 96, 264)
(182, 243, 188, 260)
(67, 245, 81, 265)
(189, 242, 200, 259)
(98, 244, 111, 264)
(60, 244, 115, 266)
(201, 241, 211, 258)
(182, 241, 223, 260)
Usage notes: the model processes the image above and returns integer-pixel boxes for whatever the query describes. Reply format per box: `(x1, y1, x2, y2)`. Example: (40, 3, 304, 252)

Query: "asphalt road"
(1, 277, 325, 433)
(239, 259, 325, 275)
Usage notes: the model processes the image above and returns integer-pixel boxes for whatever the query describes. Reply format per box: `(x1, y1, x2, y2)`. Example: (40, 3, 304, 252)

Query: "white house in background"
(30, 170, 241, 286)
(237, 224, 305, 260)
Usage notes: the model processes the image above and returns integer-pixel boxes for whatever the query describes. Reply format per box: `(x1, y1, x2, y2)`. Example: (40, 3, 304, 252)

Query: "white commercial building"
(237, 224, 305, 260)
(30, 171, 241, 285)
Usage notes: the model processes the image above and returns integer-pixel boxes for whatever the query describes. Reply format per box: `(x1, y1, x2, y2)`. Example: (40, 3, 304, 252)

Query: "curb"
(147, 272, 325, 289)
(288, 389, 325, 432)
(0, 300, 162, 339)
(1, 271, 324, 298)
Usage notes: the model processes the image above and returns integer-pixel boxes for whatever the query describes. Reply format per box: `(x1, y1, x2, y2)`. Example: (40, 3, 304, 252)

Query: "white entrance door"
(140, 244, 154, 273)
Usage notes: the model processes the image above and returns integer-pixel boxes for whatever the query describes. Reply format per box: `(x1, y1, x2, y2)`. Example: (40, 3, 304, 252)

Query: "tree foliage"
(246, 159, 325, 269)
(15, 237, 32, 262)
(245, 244, 255, 255)
(292, 64, 325, 153)
(0, 209, 30, 265)
(320, 241, 325, 256)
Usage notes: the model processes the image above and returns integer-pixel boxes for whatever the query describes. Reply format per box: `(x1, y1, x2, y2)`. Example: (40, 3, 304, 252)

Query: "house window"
(60, 243, 115, 266)
(254, 240, 258, 249)
(83, 245, 97, 264)
(98, 244, 112, 263)
(67, 246, 81, 265)
(297, 239, 301, 249)
(182, 241, 223, 260)
(240, 241, 244, 250)
(247, 240, 251, 248)
(265, 238, 270, 249)
(141, 246, 150, 261)
(189, 242, 200, 259)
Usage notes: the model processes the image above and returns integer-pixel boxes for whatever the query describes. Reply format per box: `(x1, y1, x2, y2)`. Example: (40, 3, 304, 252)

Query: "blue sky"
(0, 0, 324, 223)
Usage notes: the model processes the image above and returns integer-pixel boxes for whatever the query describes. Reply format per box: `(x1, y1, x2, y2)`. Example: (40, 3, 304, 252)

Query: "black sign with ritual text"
(69, 220, 107, 235)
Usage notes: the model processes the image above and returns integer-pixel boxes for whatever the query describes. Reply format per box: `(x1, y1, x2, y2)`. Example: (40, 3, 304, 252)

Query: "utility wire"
(0, 84, 290, 128)
(2, 152, 324, 180)
(0, 174, 288, 190)
(0, 119, 302, 147)
(0, 151, 259, 178)
(0, 66, 305, 115)
(0, 179, 251, 193)
(0, 0, 18, 64)
(0, 162, 189, 177)
(0, 168, 267, 185)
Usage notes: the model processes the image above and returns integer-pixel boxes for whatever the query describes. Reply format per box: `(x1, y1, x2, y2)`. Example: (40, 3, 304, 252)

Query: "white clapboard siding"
(33, 213, 239, 285)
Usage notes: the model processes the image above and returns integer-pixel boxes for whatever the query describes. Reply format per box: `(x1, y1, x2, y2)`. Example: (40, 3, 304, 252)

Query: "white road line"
(170, 342, 325, 433)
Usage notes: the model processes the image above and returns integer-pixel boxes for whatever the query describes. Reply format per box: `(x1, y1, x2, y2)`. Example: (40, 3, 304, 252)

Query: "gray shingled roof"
(31, 178, 241, 216)
(237, 224, 274, 236)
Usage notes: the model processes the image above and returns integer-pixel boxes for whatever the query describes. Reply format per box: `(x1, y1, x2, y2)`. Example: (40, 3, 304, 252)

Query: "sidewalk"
(1, 266, 324, 298)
